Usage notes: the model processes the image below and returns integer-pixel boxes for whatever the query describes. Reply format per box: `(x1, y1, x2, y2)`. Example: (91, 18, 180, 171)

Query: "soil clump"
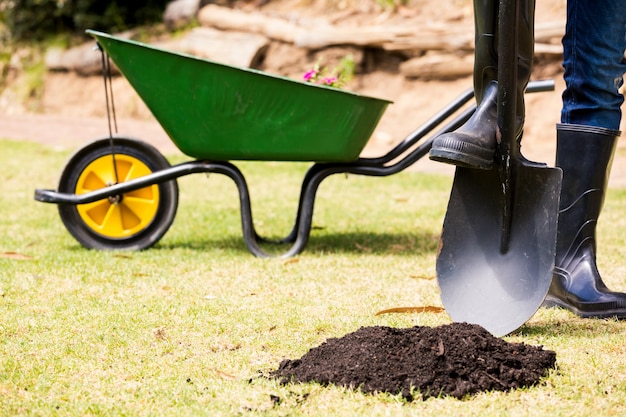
(271, 322, 556, 400)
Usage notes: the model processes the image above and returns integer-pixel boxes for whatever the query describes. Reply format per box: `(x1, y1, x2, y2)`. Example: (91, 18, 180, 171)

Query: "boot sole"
(429, 137, 495, 170)
(543, 295, 626, 319)
(429, 147, 494, 170)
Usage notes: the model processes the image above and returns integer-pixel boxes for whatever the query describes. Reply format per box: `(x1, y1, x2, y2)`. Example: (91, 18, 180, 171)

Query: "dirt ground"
(271, 322, 556, 400)
(2, 0, 626, 185)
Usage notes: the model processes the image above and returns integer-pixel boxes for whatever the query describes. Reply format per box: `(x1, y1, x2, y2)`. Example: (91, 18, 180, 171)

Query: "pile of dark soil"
(271, 322, 556, 400)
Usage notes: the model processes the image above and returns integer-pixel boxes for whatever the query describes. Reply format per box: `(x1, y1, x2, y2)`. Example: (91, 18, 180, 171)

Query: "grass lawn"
(1, 138, 626, 416)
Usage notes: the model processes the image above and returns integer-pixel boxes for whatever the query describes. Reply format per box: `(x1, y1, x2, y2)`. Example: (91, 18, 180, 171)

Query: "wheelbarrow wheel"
(57, 137, 179, 250)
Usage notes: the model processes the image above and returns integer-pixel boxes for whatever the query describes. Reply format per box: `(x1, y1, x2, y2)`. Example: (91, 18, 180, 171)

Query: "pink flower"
(303, 69, 317, 81)
(322, 77, 338, 86)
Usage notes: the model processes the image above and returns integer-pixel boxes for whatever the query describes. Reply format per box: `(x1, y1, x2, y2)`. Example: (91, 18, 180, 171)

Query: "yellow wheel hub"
(75, 154, 159, 239)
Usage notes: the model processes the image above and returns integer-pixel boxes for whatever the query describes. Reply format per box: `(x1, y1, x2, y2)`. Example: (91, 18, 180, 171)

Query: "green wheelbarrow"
(34, 30, 553, 258)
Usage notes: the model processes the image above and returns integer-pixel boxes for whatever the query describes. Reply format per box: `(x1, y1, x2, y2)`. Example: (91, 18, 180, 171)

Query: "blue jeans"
(561, 0, 626, 131)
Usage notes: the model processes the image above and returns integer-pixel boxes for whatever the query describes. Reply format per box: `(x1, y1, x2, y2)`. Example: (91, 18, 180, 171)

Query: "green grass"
(2, 138, 626, 416)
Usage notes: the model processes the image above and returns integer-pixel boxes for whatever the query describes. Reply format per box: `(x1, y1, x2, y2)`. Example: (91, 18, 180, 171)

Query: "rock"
(46, 43, 107, 76)
(44, 27, 268, 75)
(164, 0, 202, 29)
(44, 33, 137, 75)
(44, 47, 66, 71)
(163, 27, 269, 68)
(67, 42, 111, 76)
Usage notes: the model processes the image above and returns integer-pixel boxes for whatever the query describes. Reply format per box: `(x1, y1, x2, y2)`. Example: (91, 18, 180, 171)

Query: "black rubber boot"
(543, 124, 626, 318)
(429, 0, 535, 169)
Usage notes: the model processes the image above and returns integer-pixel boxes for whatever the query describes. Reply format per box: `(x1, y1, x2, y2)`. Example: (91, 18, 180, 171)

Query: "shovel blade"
(437, 165, 562, 336)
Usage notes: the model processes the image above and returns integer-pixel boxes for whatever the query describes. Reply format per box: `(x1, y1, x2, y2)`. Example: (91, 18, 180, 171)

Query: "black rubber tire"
(57, 137, 179, 250)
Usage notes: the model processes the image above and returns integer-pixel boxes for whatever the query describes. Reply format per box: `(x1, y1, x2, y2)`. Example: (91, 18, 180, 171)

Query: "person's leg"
(428, 0, 535, 169)
(545, 0, 626, 317)
(545, 125, 626, 317)
(560, 0, 626, 130)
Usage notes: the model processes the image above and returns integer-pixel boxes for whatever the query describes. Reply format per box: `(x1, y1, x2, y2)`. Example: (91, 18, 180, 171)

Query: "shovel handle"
(496, 0, 521, 252)
(496, 0, 520, 156)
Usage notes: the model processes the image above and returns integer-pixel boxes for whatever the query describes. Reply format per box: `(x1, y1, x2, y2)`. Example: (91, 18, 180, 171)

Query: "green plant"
(303, 55, 355, 88)
(3, 0, 169, 41)
(373, 0, 409, 10)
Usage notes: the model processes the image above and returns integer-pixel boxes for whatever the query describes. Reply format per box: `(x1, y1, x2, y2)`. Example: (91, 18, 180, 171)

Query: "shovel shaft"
(497, 0, 520, 155)
(496, 0, 521, 252)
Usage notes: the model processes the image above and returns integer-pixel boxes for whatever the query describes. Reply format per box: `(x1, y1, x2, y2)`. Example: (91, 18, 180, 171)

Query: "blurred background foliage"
(0, 0, 407, 43)
(0, 0, 171, 41)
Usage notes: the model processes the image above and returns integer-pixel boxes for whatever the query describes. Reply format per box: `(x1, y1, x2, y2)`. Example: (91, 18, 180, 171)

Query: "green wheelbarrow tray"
(87, 30, 392, 163)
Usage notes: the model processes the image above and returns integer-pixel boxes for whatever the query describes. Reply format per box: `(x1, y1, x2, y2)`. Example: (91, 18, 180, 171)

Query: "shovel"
(436, 0, 562, 336)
